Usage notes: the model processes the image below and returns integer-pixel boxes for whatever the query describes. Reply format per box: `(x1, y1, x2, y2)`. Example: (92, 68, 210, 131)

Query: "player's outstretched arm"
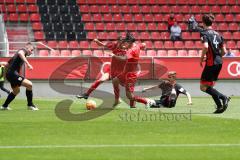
(142, 85, 159, 92)
(186, 92, 193, 105)
(93, 39, 106, 47)
(18, 51, 33, 70)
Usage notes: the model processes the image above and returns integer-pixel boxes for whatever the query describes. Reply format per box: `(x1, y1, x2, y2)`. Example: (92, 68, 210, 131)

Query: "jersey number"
(213, 35, 219, 49)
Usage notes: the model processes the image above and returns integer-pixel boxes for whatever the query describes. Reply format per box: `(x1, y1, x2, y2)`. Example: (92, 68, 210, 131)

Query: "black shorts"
(201, 64, 222, 85)
(6, 71, 24, 87)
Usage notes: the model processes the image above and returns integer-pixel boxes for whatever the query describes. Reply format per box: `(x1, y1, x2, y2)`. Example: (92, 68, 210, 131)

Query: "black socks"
(26, 89, 33, 106)
(206, 87, 225, 107)
(3, 92, 16, 108)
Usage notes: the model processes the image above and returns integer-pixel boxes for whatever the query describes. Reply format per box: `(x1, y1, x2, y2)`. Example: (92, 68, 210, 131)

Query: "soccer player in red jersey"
(112, 33, 154, 108)
(76, 37, 127, 99)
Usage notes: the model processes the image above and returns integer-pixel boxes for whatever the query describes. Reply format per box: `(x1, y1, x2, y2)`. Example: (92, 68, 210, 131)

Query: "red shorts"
(117, 72, 137, 92)
(200, 80, 215, 86)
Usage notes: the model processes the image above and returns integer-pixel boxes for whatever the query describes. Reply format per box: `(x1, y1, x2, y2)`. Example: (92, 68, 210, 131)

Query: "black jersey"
(7, 48, 28, 73)
(200, 29, 224, 66)
(158, 81, 187, 98)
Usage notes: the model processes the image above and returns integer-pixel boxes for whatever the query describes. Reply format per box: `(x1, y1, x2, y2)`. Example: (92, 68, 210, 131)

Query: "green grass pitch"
(0, 97, 239, 160)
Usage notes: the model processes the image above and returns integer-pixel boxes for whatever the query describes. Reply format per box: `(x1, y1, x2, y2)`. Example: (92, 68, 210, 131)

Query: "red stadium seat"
(28, 4, 38, 12)
(168, 50, 177, 57)
(202, 5, 211, 12)
(121, 5, 131, 13)
(90, 5, 99, 13)
(164, 41, 173, 49)
(236, 14, 240, 22)
(215, 14, 225, 22)
(226, 41, 236, 49)
(198, 0, 207, 5)
(161, 32, 170, 40)
(225, 14, 234, 22)
(229, 23, 239, 31)
(111, 5, 120, 13)
(47, 41, 58, 48)
(182, 32, 191, 40)
(30, 13, 40, 22)
(58, 41, 68, 49)
(85, 23, 94, 31)
(192, 32, 200, 40)
(7, 5, 17, 13)
(208, 0, 216, 5)
(228, 0, 237, 5)
(79, 41, 90, 49)
(151, 32, 161, 40)
(142, 5, 151, 13)
(188, 50, 199, 57)
(221, 6, 230, 13)
(18, 5, 27, 13)
(195, 41, 203, 49)
(9, 13, 18, 22)
(157, 23, 167, 31)
(185, 41, 195, 49)
(140, 50, 146, 56)
(218, 23, 228, 31)
(154, 14, 163, 22)
(171, 5, 180, 13)
(26, 0, 36, 4)
(137, 23, 147, 31)
(96, 0, 108, 5)
(237, 41, 240, 49)
(181, 6, 190, 14)
(19, 13, 29, 22)
(134, 14, 143, 22)
(108, 0, 117, 4)
(179, 23, 187, 31)
(218, 0, 227, 5)
(191, 6, 201, 14)
(123, 14, 133, 22)
(92, 14, 102, 22)
(93, 50, 104, 56)
(128, 0, 138, 4)
(82, 14, 92, 22)
(126, 23, 136, 31)
(98, 32, 108, 40)
(139, 0, 148, 4)
(16, 0, 25, 3)
(157, 50, 168, 56)
(231, 5, 239, 13)
(144, 14, 154, 22)
(72, 50, 81, 56)
(211, 6, 221, 13)
(0, 4, 6, 13)
(90, 41, 99, 49)
(82, 50, 92, 56)
(77, 0, 87, 4)
(178, 50, 188, 57)
(132, 5, 140, 13)
(95, 23, 105, 31)
(148, 23, 157, 31)
(38, 50, 49, 56)
(106, 23, 115, 31)
(161, 5, 170, 13)
(232, 32, 240, 40)
(140, 32, 150, 40)
(178, 0, 188, 5)
(100, 5, 110, 13)
(154, 41, 163, 49)
(88, 0, 97, 5)
(50, 50, 60, 57)
(32, 22, 43, 31)
(116, 23, 125, 31)
(175, 14, 184, 22)
(152, 5, 160, 13)
(79, 5, 89, 13)
(112, 14, 122, 22)
(222, 32, 232, 40)
(69, 41, 79, 49)
(61, 50, 71, 56)
(147, 50, 157, 57)
(174, 41, 184, 49)
(144, 41, 153, 49)
(103, 14, 112, 22)
(108, 32, 118, 40)
(87, 32, 97, 39)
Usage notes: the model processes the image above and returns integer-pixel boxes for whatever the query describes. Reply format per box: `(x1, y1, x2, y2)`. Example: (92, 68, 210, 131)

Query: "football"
(86, 100, 96, 110)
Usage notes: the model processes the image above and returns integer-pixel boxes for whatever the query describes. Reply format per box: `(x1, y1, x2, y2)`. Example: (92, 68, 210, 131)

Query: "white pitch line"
(0, 144, 240, 149)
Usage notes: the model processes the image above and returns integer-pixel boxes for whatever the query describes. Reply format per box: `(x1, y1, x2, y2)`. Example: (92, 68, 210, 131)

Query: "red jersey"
(123, 43, 143, 74)
(106, 42, 126, 78)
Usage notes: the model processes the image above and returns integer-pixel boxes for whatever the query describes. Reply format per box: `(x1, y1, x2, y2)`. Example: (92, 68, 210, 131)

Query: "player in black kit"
(199, 14, 230, 114)
(142, 71, 192, 108)
(0, 42, 39, 110)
